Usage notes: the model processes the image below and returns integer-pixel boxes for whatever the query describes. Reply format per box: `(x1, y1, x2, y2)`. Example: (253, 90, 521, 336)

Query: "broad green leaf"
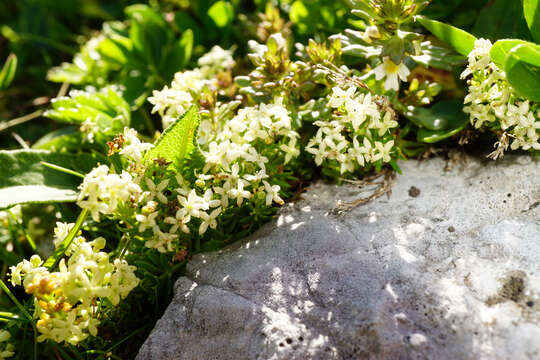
(144, 106, 203, 172)
(207, 1, 234, 28)
(524, 0, 540, 43)
(417, 123, 468, 143)
(416, 16, 476, 56)
(0, 150, 101, 209)
(32, 126, 82, 151)
(405, 101, 466, 131)
(472, 0, 532, 41)
(162, 30, 193, 80)
(490, 39, 540, 70)
(505, 44, 540, 101)
(415, 101, 469, 143)
(125, 4, 170, 67)
(96, 36, 132, 67)
(0, 54, 17, 90)
(45, 87, 130, 132)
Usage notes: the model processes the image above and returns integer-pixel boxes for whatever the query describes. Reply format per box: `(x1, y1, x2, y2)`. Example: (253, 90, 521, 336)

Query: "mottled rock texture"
(137, 156, 540, 360)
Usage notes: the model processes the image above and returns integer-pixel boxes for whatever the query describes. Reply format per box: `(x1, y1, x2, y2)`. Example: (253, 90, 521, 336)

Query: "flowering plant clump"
(9, 224, 139, 345)
(1, 0, 540, 358)
(462, 39, 540, 158)
(306, 86, 398, 176)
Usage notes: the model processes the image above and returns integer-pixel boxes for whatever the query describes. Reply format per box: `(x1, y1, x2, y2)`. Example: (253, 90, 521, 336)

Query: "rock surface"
(137, 156, 540, 360)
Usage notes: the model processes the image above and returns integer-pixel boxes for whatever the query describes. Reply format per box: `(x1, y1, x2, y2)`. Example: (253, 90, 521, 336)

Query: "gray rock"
(136, 156, 540, 360)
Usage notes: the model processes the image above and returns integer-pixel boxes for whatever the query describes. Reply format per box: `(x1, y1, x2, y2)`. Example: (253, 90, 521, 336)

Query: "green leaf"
(412, 100, 469, 143)
(505, 44, 540, 101)
(32, 126, 82, 151)
(162, 30, 193, 80)
(524, 0, 540, 43)
(0, 150, 101, 209)
(0, 54, 17, 90)
(96, 36, 132, 67)
(416, 15, 477, 56)
(45, 87, 130, 132)
(490, 39, 540, 70)
(472, 0, 532, 41)
(410, 41, 466, 71)
(405, 101, 465, 131)
(417, 124, 467, 143)
(207, 1, 234, 28)
(125, 4, 170, 67)
(144, 106, 203, 172)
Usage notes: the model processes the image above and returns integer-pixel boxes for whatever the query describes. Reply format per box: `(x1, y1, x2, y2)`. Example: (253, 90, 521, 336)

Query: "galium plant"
(2, 0, 540, 358)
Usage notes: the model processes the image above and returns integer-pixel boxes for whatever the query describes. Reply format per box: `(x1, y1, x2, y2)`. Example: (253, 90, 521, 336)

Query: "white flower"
(348, 137, 372, 167)
(77, 165, 142, 221)
(344, 93, 380, 130)
(164, 211, 190, 234)
(263, 181, 284, 206)
(203, 189, 222, 208)
(176, 189, 208, 222)
(146, 229, 178, 253)
(120, 128, 154, 163)
(228, 180, 252, 206)
(373, 57, 410, 91)
(198, 45, 235, 71)
(135, 211, 159, 233)
(12, 235, 138, 345)
(372, 111, 398, 136)
(461, 38, 493, 78)
(372, 140, 394, 163)
(199, 207, 222, 235)
(144, 178, 169, 204)
(53, 222, 75, 248)
(279, 137, 300, 164)
(328, 86, 357, 108)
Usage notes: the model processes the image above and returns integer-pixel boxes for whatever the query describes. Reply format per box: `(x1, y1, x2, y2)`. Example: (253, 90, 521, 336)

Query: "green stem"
(40, 161, 85, 178)
(119, 234, 132, 260)
(0, 109, 43, 133)
(0, 279, 32, 321)
(44, 208, 88, 270)
(8, 210, 37, 253)
(106, 324, 150, 352)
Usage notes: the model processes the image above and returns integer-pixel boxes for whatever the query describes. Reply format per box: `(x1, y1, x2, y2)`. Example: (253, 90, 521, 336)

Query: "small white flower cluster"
(0, 330, 14, 359)
(77, 165, 142, 222)
(148, 46, 235, 128)
(136, 100, 294, 253)
(306, 86, 398, 174)
(9, 226, 139, 345)
(462, 39, 540, 152)
(119, 127, 154, 165)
